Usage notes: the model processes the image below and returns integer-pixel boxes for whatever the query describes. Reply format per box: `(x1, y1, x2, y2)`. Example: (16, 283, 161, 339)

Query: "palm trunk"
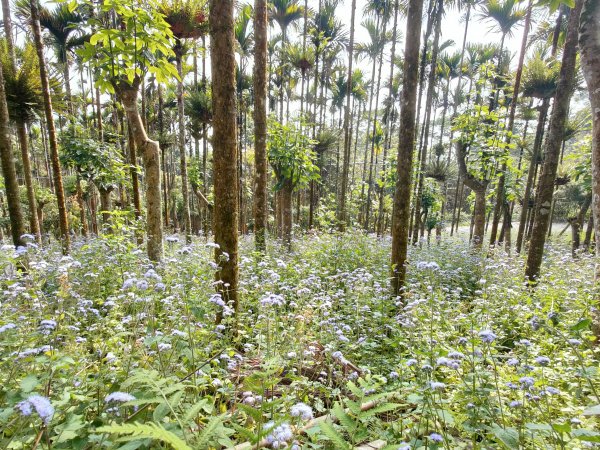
(16, 121, 41, 242)
(525, 0, 583, 282)
(580, 0, 600, 337)
(99, 187, 112, 225)
(75, 175, 87, 237)
(365, 14, 388, 232)
(580, 3, 600, 235)
(337, 0, 357, 231)
(281, 179, 293, 248)
(516, 99, 550, 252)
(0, 63, 25, 248)
(30, 0, 70, 253)
(412, 0, 443, 244)
(490, 0, 533, 247)
(391, 0, 423, 296)
(128, 122, 141, 220)
(176, 47, 192, 243)
(210, 0, 239, 323)
(253, 0, 268, 252)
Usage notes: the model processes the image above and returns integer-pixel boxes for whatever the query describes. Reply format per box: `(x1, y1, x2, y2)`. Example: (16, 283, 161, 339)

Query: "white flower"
(290, 402, 313, 421)
(105, 392, 136, 403)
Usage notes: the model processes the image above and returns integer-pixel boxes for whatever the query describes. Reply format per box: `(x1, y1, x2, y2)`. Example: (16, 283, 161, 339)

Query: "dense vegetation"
(0, 0, 599, 448)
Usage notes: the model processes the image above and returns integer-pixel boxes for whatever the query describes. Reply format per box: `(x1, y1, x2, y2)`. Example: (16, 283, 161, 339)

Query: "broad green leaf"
(583, 404, 600, 416)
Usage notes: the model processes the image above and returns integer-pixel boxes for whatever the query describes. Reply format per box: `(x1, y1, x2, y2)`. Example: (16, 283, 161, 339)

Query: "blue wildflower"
(16, 395, 54, 425)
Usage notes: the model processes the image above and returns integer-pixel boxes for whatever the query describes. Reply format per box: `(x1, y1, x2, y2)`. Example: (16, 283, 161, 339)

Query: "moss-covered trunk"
(391, 0, 424, 296)
(0, 63, 25, 248)
(253, 0, 268, 252)
(525, 0, 583, 282)
(210, 0, 239, 323)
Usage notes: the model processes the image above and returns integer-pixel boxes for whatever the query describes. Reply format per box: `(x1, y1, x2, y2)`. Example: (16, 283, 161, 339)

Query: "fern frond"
(96, 422, 192, 450)
(332, 402, 356, 434)
(195, 415, 224, 448)
(319, 422, 351, 450)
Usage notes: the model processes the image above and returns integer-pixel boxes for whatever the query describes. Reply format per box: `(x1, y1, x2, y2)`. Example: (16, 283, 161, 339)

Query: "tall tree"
(30, 0, 70, 253)
(210, 0, 239, 322)
(80, 0, 175, 261)
(579, 0, 600, 285)
(0, 56, 25, 248)
(480, 0, 526, 245)
(391, 0, 423, 296)
(1, 0, 41, 242)
(162, 0, 208, 244)
(270, 0, 303, 122)
(18, 1, 88, 116)
(337, 0, 357, 231)
(525, 0, 584, 282)
(254, 0, 268, 252)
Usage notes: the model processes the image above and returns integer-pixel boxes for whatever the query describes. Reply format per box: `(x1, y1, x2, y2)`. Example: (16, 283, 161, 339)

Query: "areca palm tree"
(162, 0, 208, 243)
(479, 0, 526, 59)
(489, 0, 533, 247)
(515, 49, 561, 252)
(283, 42, 314, 119)
(308, 0, 347, 227)
(0, 42, 44, 240)
(525, 0, 584, 281)
(391, 0, 423, 295)
(17, 0, 88, 115)
(356, 16, 391, 229)
(254, 0, 268, 252)
(270, 0, 303, 122)
(0, 55, 25, 248)
(29, 0, 70, 253)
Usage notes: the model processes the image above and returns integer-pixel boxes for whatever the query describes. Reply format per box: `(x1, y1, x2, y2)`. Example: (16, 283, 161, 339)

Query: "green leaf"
(319, 422, 351, 450)
(583, 404, 600, 416)
(96, 422, 192, 450)
(332, 403, 355, 433)
(20, 375, 39, 393)
(572, 429, 600, 443)
(491, 425, 520, 449)
(195, 415, 224, 448)
(571, 318, 591, 331)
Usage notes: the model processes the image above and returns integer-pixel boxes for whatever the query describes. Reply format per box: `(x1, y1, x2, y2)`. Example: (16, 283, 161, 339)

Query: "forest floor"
(1, 230, 599, 449)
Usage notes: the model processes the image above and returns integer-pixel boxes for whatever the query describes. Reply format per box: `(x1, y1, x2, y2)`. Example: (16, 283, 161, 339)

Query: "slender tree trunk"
(16, 121, 41, 242)
(583, 213, 593, 251)
(128, 122, 141, 221)
(281, 179, 293, 248)
(75, 175, 87, 237)
(0, 64, 25, 248)
(1, 0, 15, 63)
(580, 0, 600, 336)
(490, 0, 533, 247)
(99, 187, 112, 225)
(30, 0, 69, 253)
(337, 0, 357, 231)
(391, 0, 423, 296)
(210, 0, 239, 323)
(516, 99, 550, 252)
(253, 0, 268, 252)
(456, 141, 488, 247)
(525, 0, 583, 282)
(62, 58, 73, 117)
(117, 81, 163, 261)
(365, 13, 389, 231)
(412, 0, 443, 244)
(472, 187, 487, 247)
(175, 47, 192, 243)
